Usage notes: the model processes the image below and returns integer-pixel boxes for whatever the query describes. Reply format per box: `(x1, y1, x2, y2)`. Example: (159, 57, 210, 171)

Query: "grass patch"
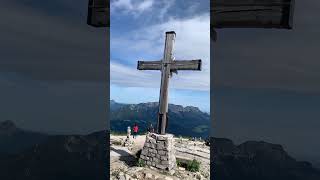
(187, 159, 201, 172)
(136, 159, 146, 167)
(176, 159, 183, 167)
(135, 150, 145, 167)
(110, 131, 127, 136)
(112, 141, 122, 146)
(176, 159, 201, 172)
(110, 130, 148, 136)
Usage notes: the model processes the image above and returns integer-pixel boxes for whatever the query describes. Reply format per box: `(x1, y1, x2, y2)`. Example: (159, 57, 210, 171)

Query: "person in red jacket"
(133, 124, 139, 139)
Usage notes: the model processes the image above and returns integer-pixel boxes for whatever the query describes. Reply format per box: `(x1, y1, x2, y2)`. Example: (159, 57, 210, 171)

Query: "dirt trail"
(131, 135, 146, 153)
(110, 135, 146, 157)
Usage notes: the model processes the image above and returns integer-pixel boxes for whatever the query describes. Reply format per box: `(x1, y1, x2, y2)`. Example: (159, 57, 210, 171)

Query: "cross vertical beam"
(157, 31, 175, 134)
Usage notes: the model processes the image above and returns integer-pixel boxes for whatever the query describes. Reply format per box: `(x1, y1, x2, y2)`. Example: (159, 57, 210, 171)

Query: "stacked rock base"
(139, 133, 176, 171)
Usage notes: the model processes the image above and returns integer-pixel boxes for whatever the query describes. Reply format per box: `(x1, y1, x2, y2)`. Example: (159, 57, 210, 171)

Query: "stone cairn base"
(139, 133, 176, 171)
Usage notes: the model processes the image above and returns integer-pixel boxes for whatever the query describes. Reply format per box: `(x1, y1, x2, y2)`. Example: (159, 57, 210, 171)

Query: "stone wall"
(139, 133, 176, 171)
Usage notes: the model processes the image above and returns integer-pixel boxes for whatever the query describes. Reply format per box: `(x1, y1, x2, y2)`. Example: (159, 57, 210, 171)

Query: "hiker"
(148, 123, 154, 133)
(133, 124, 139, 139)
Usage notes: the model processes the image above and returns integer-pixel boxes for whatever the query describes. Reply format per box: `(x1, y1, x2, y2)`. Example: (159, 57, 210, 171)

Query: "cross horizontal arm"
(171, 59, 201, 71)
(137, 60, 162, 70)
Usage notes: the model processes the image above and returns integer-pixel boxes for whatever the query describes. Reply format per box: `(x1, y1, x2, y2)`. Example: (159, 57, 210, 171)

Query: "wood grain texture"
(137, 61, 162, 70)
(211, 0, 294, 29)
(87, 0, 110, 27)
(157, 32, 175, 134)
(170, 60, 202, 71)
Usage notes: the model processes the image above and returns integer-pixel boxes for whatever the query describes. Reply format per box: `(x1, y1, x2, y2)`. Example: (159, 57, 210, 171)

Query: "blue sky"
(110, 0, 210, 112)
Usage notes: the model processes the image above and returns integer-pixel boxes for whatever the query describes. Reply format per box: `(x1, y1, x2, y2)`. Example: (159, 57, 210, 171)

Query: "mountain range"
(0, 120, 49, 154)
(110, 100, 210, 138)
(1, 108, 320, 179)
(0, 120, 107, 180)
(212, 137, 320, 180)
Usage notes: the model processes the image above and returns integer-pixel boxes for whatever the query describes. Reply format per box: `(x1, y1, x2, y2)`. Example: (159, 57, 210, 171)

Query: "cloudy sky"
(213, 0, 320, 166)
(110, 0, 210, 112)
(0, 0, 108, 134)
(1, 0, 320, 168)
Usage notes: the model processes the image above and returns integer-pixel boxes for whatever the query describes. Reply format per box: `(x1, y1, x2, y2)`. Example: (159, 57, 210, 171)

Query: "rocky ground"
(110, 134, 210, 180)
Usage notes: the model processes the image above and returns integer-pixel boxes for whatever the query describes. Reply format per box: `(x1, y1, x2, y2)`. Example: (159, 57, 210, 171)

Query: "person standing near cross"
(137, 31, 202, 135)
(133, 124, 139, 139)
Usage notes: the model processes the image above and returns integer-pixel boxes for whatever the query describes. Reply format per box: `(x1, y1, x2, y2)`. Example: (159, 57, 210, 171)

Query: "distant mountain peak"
(110, 100, 204, 113)
(0, 120, 17, 132)
(211, 137, 320, 179)
(138, 102, 158, 107)
(184, 106, 201, 112)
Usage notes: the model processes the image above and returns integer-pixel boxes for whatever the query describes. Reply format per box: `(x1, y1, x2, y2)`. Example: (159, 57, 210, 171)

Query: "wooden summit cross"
(137, 32, 202, 135)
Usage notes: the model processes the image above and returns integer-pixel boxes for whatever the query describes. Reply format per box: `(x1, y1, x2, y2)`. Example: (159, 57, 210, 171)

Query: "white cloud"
(137, 0, 154, 11)
(112, 0, 133, 10)
(158, 0, 175, 21)
(110, 61, 159, 87)
(111, 0, 154, 15)
(111, 14, 210, 91)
